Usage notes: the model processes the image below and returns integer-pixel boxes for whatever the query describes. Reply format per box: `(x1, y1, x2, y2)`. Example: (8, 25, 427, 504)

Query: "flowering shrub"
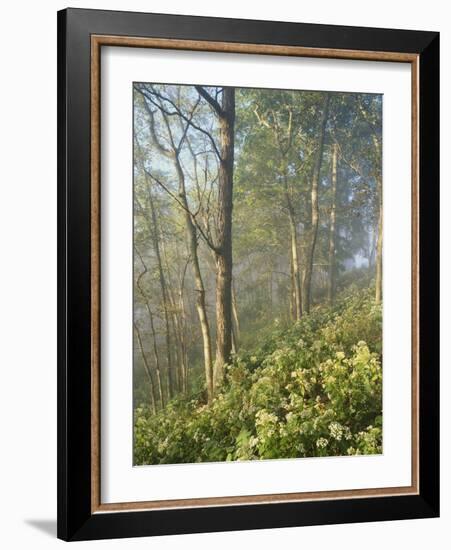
(134, 287, 382, 465)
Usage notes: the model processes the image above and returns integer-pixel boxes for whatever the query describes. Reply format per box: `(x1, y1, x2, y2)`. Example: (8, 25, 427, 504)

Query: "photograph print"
(132, 83, 383, 466)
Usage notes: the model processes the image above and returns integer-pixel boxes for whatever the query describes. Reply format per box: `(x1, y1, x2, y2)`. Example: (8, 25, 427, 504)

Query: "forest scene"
(133, 83, 383, 465)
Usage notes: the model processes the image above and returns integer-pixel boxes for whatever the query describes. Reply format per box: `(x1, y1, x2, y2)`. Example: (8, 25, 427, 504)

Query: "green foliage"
(134, 286, 382, 464)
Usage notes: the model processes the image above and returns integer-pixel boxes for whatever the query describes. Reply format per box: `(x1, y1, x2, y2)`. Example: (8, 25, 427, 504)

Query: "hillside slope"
(134, 286, 382, 465)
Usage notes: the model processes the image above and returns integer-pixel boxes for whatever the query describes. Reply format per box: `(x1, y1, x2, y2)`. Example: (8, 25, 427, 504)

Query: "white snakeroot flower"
(329, 421, 344, 441)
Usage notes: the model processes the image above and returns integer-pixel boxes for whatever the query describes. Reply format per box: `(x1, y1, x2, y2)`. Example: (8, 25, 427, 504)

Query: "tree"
(328, 142, 338, 304)
(134, 86, 216, 402)
(197, 86, 236, 386)
(133, 320, 157, 414)
(252, 95, 303, 320)
(134, 157, 176, 400)
(373, 138, 383, 304)
(356, 95, 383, 303)
(134, 246, 165, 408)
(134, 83, 237, 396)
(302, 93, 331, 314)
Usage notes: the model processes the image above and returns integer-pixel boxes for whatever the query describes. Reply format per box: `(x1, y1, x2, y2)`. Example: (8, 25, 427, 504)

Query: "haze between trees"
(133, 84, 382, 462)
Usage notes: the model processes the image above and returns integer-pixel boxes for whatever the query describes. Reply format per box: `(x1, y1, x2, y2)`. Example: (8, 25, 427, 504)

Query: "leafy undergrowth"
(134, 286, 382, 465)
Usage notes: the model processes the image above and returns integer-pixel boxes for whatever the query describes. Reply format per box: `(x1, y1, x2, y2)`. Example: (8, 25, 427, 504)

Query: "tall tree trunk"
(232, 282, 240, 350)
(328, 142, 338, 305)
(375, 175, 383, 304)
(161, 238, 186, 395)
(231, 326, 237, 355)
(188, 223, 214, 402)
(175, 252, 189, 395)
(141, 84, 235, 395)
(134, 252, 165, 408)
(371, 131, 383, 305)
(139, 92, 215, 402)
(288, 208, 302, 320)
(283, 167, 302, 320)
(357, 107, 382, 303)
(133, 135, 173, 403)
(253, 105, 302, 321)
(134, 322, 157, 414)
(177, 283, 189, 394)
(146, 307, 165, 408)
(302, 93, 330, 314)
(147, 188, 174, 400)
(167, 288, 182, 394)
(169, 294, 185, 394)
(213, 87, 235, 388)
(174, 160, 215, 402)
(290, 252, 296, 320)
(367, 226, 377, 269)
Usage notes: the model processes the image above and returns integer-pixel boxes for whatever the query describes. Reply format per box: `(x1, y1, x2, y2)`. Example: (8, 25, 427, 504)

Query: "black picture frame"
(57, 7, 439, 541)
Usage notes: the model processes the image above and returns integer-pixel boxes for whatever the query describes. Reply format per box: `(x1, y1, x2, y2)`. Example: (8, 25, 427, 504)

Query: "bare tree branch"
(135, 84, 222, 160)
(195, 85, 224, 117)
(144, 167, 220, 254)
(135, 86, 174, 158)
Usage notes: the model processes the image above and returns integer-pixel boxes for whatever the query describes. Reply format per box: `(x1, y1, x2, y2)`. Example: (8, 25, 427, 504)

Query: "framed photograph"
(57, 8, 439, 541)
